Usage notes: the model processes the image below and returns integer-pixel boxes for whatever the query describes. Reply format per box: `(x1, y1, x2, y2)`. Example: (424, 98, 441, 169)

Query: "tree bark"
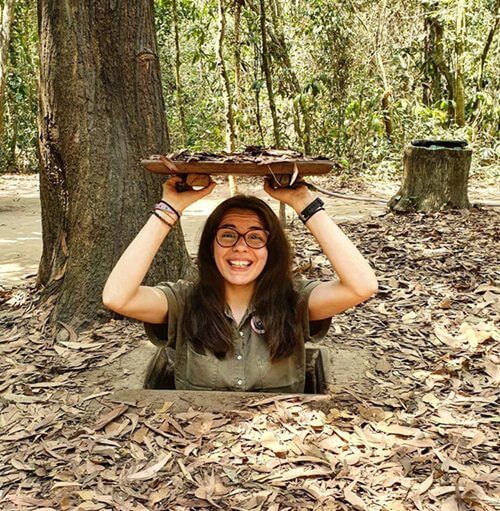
(423, 2, 441, 106)
(431, 13, 456, 122)
(0, 0, 16, 142)
(389, 145, 471, 212)
(259, 0, 285, 224)
(172, 0, 187, 145)
(233, 0, 242, 113)
(259, 0, 280, 147)
(454, 0, 466, 127)
(476, 0, 499, 91)
(216, 0, 238, 195)
(252, 42, 265, 145)
(37, 0, 192, 329)
(375, 0, 393, 141)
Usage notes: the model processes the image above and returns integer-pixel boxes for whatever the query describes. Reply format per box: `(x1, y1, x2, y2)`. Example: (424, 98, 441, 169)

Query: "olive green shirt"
(144, 279, 331, 393)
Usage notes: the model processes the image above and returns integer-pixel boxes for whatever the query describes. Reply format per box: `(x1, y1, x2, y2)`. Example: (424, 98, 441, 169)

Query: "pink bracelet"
(156, 200, 180, 218)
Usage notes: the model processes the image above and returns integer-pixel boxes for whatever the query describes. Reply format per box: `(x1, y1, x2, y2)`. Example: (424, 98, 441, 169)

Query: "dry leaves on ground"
(0, 207, 498, 510)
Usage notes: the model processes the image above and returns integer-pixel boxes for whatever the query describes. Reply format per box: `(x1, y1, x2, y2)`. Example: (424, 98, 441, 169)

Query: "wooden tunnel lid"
(141, 158, 334, 176)
(141, 149, 336, 176)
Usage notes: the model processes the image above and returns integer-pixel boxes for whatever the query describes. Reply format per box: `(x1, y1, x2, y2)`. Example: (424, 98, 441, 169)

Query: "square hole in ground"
(143, 346, 328, 395)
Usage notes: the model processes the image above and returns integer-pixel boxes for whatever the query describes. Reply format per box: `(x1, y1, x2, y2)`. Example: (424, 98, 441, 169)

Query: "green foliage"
(1, 0, 38, 173)
(1, 0, 498, 178)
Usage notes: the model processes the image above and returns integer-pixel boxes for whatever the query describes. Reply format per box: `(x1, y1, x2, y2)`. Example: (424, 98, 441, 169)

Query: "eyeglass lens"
(216, 228, 268, 248)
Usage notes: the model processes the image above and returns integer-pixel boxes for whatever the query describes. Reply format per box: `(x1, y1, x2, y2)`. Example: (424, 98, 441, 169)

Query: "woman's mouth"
(228, 259, 252, 269)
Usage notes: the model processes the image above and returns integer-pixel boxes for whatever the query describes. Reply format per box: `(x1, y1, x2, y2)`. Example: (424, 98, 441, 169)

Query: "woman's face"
(213, 209, 269, 289)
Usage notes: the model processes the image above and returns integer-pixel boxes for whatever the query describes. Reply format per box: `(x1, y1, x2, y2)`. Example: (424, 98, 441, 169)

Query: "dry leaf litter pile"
(0, 207, 498, 510)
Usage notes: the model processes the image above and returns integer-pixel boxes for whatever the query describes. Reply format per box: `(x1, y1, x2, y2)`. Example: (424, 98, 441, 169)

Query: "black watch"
(299, 197, 325, 224)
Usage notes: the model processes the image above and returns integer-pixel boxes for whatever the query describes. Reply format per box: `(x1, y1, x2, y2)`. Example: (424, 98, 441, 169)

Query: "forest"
(0, 1, 498, 510)
(0, 0, 498, 175)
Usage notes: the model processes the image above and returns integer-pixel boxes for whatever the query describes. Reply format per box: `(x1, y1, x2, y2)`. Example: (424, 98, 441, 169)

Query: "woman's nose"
(233, 236, 248, 249)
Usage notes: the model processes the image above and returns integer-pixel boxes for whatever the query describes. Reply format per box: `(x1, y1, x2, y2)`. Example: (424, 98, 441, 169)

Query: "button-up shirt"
(145, 279, 331, 393)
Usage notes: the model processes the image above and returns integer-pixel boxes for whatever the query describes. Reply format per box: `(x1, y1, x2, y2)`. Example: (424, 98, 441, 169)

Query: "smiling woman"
(102, 176, 378, 393)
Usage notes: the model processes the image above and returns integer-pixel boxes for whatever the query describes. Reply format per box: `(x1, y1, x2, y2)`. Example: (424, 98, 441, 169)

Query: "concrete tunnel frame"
(109, 346, 339, 414)
(92, 343, 373, 413)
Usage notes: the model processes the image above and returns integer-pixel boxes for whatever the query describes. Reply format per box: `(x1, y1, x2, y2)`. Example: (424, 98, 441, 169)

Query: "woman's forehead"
(219, 209, 263, 228)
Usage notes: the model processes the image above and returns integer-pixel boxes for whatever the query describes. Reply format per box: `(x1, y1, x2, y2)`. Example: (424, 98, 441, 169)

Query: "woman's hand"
(263, 177, 315, 213)
(162, 175, 216, 213)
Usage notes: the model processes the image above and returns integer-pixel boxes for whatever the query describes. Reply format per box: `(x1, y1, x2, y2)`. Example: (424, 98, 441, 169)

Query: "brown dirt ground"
(1, 173, 498, 397)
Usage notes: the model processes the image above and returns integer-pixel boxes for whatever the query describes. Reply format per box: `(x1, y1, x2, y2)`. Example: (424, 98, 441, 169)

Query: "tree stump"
(389, 142, 472, 212)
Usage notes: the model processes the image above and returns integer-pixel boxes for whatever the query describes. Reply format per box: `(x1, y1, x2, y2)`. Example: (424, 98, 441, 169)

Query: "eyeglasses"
(215, 227, 270, 249)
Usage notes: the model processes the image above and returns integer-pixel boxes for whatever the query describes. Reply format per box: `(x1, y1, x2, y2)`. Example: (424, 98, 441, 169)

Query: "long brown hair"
(183, 195, 306, 361)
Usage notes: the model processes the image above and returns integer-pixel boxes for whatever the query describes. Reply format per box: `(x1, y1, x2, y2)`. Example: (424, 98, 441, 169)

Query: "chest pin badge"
(250, 315, 265, 335)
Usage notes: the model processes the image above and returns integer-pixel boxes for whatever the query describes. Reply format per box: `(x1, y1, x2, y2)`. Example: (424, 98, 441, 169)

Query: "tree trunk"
(37, 0, 192, 329)
(248, 0, 310, 153)
(252, 43, 265, 145)
(454, 0, 466, 127)
(476, 0, 499, 91)
(259, 0, 280, 147)
(388, 145, 471, 212)
(375, 0, 393, 141)
(172, 0, 187, 144)
(216, 0, 238, 195)
(431, 14, 456, 122)
(259, 0, 285, 224)
(233, 0, 242, 113)
(423, 2, 441, 106)
(0, 0, 16, 142)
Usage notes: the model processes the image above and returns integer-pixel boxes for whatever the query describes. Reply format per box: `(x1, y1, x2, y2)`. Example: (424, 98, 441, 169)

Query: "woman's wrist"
(158, 199, 182, 218)
(291, 192, 316, 214)
(151, 209, 176, 228)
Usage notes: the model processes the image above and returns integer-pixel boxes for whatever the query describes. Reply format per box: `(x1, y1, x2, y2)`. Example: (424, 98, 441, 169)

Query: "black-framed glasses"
(215, 227, 270, 249)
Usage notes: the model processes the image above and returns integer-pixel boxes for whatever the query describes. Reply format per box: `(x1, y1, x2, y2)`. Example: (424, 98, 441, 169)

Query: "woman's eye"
(249, 232, 265, 241)
(221, 231, 237, 239)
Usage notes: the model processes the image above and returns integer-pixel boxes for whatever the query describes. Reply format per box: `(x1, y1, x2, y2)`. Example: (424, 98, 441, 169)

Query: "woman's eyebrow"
(219, 223, 263, 230)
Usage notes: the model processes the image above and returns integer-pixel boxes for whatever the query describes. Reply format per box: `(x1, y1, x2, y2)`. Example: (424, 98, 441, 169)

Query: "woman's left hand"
(263, 177, 315, 213)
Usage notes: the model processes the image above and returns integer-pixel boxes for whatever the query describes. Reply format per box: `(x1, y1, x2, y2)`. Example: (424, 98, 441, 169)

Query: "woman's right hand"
(161, 175, 216, 213)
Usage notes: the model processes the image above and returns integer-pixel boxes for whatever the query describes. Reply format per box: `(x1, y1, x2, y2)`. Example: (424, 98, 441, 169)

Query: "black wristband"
(159, 200, 180, 219)
(299, 197, 325, 224)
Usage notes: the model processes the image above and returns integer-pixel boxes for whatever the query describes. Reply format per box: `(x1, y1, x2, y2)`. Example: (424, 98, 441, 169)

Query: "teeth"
(229, 261, 251, 267)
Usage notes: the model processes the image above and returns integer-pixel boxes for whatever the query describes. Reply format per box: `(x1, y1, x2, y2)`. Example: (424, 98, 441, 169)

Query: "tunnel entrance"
(144, 346, 327, 394)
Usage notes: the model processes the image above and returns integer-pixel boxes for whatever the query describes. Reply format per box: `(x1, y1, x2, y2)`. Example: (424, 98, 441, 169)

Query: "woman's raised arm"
(263, 179, 378, 320)
(102, 176, 216, 324)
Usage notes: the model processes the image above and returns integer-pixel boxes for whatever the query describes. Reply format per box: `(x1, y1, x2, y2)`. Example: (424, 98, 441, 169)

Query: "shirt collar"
(224, 304, 255, 323)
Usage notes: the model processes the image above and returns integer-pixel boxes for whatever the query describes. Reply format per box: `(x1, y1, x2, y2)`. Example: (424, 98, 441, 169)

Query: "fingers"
(198, 180, 216, 198)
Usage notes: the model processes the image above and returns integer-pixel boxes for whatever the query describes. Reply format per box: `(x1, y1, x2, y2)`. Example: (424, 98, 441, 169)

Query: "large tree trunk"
(37, 0, 192, 329)
(0, 0, 16, 142)
(172, 0, 187, 144)
(389, 144, 471, 212)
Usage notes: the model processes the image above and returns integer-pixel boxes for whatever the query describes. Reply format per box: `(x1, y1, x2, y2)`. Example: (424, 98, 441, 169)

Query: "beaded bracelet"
(151, 210, 175, 228)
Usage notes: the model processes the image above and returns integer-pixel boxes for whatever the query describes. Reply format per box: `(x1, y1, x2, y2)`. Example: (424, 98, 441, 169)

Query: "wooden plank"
(141, 158, 334, 176)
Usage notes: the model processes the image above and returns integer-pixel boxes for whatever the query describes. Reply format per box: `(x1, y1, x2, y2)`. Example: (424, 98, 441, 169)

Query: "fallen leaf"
(127, 453, 172, 481)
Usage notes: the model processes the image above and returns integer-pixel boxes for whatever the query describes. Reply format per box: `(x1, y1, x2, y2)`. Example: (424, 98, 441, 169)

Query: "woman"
(102, 176, 378, 392)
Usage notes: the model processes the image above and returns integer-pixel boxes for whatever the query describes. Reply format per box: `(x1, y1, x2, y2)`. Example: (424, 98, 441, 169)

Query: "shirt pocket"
(256, 353, 302, 390)
(185, 343, 218, 390)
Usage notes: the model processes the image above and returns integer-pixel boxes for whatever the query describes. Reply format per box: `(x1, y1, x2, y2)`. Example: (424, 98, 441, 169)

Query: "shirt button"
(237, 355, 242, 360)
(237, 379, 243, 385)
(239, 331, 244, 337)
